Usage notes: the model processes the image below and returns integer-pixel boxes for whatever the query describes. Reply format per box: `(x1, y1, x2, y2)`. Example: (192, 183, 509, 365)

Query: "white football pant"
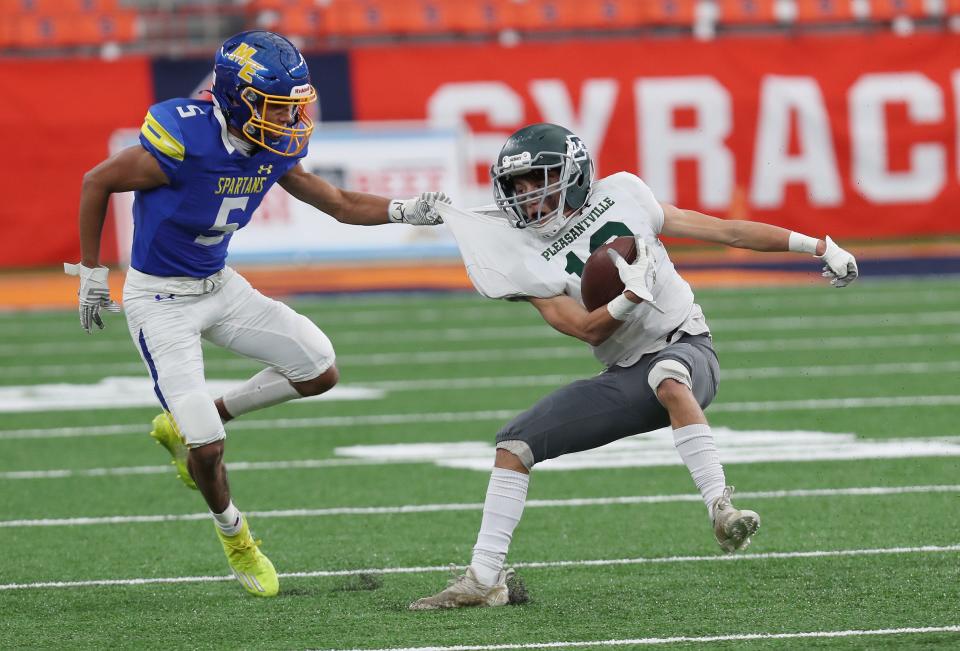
(123, 266, 334, 446)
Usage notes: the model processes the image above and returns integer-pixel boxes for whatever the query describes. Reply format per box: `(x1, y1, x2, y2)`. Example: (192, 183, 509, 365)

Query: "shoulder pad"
(140, 101, 187, 164)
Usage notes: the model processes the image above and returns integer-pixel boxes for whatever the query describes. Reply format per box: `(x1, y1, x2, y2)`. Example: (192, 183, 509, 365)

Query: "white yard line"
(322, 625, 960, 651)
(1, 544, 957, 591)
(1, 484, 956, 527)
(3, 311, 960, 361)
(0, 410, 519, 440)
(708, 395, 960, 412)
(3, 392, 960, 441)
(4, 361, 957, 415)
(3, 330, 960, 377)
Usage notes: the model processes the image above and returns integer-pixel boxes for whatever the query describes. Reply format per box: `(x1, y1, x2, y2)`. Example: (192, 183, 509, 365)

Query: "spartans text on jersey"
(215, 176, 269, 195)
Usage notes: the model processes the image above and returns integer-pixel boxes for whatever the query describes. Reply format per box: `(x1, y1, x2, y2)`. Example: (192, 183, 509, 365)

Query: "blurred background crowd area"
(2, 0, 959, 305)
(3, 0, 960, 56)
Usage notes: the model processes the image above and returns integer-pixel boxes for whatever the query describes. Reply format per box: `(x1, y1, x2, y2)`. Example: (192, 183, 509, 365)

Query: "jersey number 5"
(195, 196, 247, 246)
(563, 221, 633, 277)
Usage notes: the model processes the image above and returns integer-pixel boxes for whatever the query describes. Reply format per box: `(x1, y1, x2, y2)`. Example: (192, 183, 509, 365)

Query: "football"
(580, 236, 637, 311)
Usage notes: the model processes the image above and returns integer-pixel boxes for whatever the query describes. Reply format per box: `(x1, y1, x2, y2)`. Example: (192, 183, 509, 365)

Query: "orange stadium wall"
(353, 33, 960, 241)
(1, 33, 959, 269)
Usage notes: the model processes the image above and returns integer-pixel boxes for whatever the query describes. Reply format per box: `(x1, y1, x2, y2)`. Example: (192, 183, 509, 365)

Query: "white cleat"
(409, 566, 514, 610)
(711, 486, 760, 554)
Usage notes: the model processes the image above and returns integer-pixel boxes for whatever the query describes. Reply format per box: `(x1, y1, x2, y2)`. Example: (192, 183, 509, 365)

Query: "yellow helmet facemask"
(239, 84, 316, 157)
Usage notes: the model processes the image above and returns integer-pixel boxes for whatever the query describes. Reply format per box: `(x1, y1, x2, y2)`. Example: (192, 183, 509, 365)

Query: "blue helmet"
(211, 30, 316, 157)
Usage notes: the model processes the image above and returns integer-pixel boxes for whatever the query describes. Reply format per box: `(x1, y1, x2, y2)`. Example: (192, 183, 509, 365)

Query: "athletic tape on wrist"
(788, 232, 819, 255)
(607, 293, 639, 321)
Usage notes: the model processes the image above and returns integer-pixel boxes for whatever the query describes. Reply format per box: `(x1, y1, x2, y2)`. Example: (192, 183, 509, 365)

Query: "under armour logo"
(154, 293, 176, 301)
(258, 164, 273, 175)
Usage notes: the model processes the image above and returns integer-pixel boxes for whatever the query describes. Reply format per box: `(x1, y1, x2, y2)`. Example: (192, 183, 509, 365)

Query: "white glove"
(817, 236, 859, 288)
(388, 191, 451, 225)
(607, 237, 664, 313)
(64, 262, 122, 333)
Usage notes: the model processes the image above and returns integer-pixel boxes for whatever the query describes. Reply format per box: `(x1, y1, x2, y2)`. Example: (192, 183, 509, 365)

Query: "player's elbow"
(582, 332, 608, 346)
(579, 323, 612, 346)
(81, 165, 112, 196)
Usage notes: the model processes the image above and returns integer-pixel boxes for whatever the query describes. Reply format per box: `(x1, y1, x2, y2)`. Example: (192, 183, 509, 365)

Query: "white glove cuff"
(606, 293, 639, 321)
(788, 232, 819, 255)
(387, 199, 405, 224)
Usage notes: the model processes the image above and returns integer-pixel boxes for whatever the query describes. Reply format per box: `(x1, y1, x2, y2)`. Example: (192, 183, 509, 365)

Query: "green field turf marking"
(2, 543, 957, 592)
(1, 484, 957, 529)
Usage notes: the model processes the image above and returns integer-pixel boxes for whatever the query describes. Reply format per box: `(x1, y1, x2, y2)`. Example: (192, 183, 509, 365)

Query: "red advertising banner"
(352, 33, 960, 239)
(1, 58, 153, 267)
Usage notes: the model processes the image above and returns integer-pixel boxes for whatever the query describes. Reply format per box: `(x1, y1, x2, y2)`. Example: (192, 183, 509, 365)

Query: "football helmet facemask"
(491, 123, 594, 239)
(211, 30, 316, 157)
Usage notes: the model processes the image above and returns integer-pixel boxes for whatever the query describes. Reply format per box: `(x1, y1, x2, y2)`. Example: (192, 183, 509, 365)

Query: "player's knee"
(293, 364, 339, 397)
(172, 391, 226, 447)
(656, 378, 692, 407)
(188, 439, 224, 472)
(649, 359, 693, 406)
(495, 440, 535, 471)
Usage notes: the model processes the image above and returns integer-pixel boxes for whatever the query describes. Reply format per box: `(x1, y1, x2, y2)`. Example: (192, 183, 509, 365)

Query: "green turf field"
(1, 278, 958, 650)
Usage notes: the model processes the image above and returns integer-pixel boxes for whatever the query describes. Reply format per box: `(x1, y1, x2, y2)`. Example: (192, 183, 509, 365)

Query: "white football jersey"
(439, 172, 709, 367)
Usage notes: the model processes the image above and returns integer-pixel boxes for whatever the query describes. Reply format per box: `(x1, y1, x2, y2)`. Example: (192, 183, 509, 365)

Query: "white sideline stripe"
(3, 307, 960, 361)
(4, 394, 960, 441)
(0, 286, 950, 331)
(323, 626, 960, 651)
(3, 305, 958, 345)
(1, 544, 957, 591)
(6, 360, 959, 416)
(0, 457, 417, 480)
(4, 331, 960, 378)
(0, 410, 518, 441)
(4, 305, 960, 357)
(709, 395, 960, 412)
(1, 484, 956, 527)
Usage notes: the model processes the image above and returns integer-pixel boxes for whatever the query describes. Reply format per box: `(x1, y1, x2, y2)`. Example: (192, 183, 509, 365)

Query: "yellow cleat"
(149, 412, 197, 490)
(216, 516, 279, 597)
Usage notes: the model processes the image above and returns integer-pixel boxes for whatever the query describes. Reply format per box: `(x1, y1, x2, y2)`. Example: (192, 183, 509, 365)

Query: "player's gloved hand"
(388, 192, 451, 225)
(817, 236, 859, 288)
(63, 262, 122, 333)
(607, 237, 664, 313)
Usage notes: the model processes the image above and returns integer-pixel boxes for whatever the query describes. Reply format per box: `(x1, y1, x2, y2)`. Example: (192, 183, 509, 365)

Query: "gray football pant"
(496, 334, 720, 468)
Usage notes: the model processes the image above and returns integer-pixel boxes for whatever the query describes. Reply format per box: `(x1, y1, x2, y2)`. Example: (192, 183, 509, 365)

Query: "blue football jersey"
(133, 98, 306, 277)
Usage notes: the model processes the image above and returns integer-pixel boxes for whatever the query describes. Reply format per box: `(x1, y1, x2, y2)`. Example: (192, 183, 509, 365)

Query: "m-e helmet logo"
(227, 43, 267, 84)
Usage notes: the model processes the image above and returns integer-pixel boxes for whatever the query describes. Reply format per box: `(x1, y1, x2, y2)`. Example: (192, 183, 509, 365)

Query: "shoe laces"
(444, 564, 469, 588)
(712, 486, 735, 523)
(226, 537, 264, 569)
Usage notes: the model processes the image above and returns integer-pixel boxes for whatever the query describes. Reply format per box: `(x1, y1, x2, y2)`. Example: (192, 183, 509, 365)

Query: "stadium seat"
(570, 0, 645, 29)
(322, 0, 432, 36)
(246, 0, 300, 10)
(794, 0, 856, 22)
(446, 0, 509, 33)
(509, 0, 564, 30)
(718, 0, 779, 23)
(10, 0, 118, 13)
(269, 6, 323, 37)
(869, 0, 927, 19)
(643, 0, 696, 26)
(12, 11, 135, 46)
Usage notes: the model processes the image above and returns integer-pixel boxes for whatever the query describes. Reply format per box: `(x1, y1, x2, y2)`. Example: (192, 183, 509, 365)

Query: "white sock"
(212, 501, 243, 536)
(672, 423, 726, 519)
(221, 368, 301, 419)
(470, 467, 529, 586)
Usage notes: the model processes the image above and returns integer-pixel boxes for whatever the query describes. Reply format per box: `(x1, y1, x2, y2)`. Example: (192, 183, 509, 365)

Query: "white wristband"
(387, 199, 405, 223)
(788, 232, 819, 255)
(606, 293, 639, 321)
